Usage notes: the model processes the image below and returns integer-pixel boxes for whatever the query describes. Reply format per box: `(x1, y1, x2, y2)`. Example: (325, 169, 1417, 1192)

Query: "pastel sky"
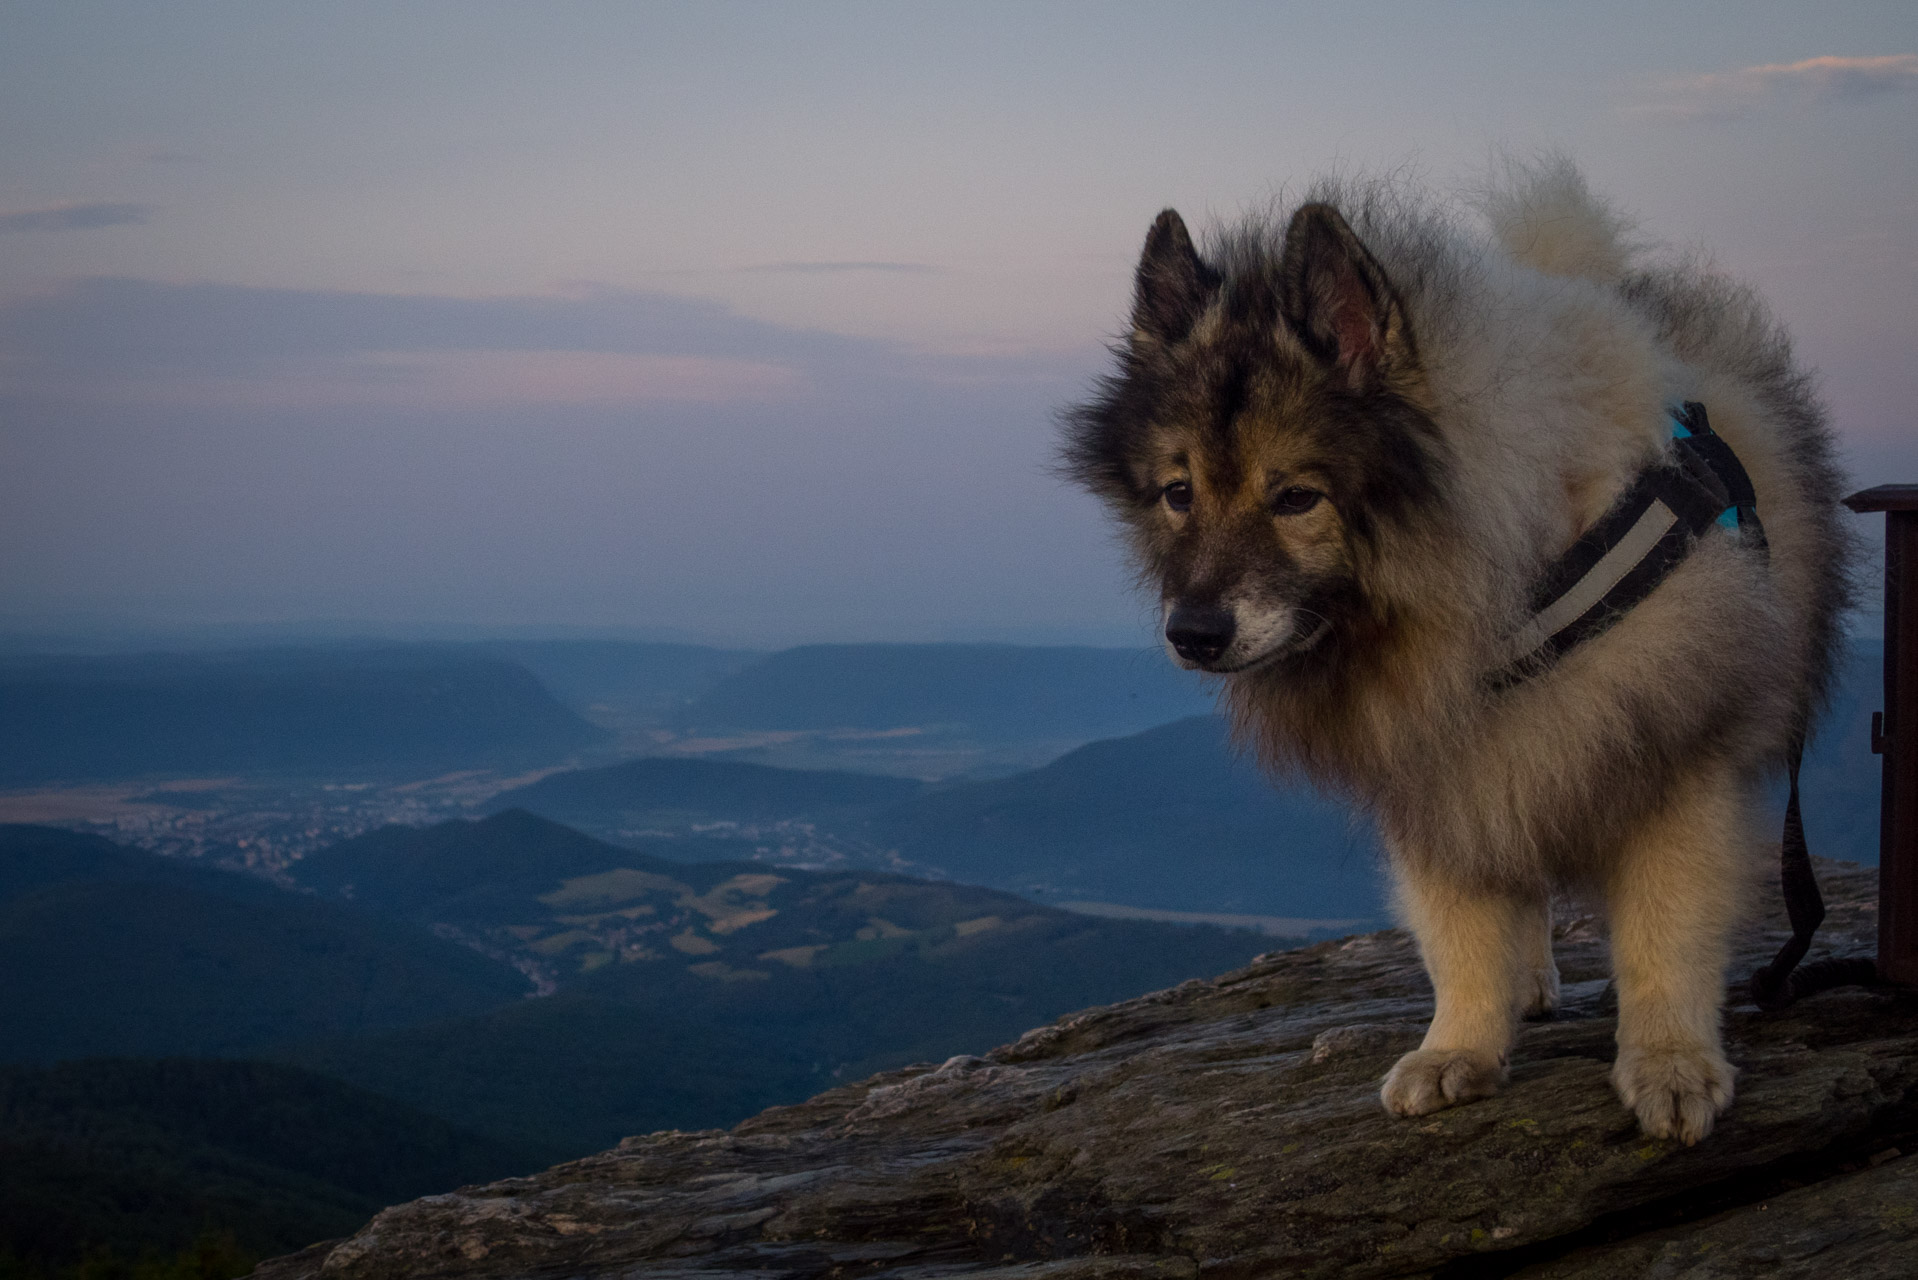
(3, 2, 1914, 645)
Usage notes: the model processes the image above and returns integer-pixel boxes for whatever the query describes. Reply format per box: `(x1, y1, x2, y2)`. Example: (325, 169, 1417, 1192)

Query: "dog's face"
(1064, 204, 1444, 675)
(1146, 403, 1352, 674)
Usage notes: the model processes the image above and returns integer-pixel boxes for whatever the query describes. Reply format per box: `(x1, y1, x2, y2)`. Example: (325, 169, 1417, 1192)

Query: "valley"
(0, 635, 1886, 1278)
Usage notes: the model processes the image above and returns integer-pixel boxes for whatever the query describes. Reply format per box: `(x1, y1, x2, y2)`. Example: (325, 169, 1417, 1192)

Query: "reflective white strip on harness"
(1499, 497, 1680, 670)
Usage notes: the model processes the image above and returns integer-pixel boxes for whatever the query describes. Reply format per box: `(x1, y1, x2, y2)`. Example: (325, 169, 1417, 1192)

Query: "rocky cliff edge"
(252, 862, 1918, 1279)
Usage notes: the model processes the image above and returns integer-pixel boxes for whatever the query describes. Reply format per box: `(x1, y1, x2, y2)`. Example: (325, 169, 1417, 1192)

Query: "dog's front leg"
(1605, 773, 1746, 1144)
(1515, 894, 1561, 1020)
(1381, 860, 1528, 1116)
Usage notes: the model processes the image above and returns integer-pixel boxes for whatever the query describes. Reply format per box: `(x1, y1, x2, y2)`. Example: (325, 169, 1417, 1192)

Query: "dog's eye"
(1162, 481, 1193, 512)
(1271, 487, 1322, 516)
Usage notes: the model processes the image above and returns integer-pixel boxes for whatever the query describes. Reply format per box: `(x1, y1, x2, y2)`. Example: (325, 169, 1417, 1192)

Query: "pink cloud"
(1636, 53, 1918, 119)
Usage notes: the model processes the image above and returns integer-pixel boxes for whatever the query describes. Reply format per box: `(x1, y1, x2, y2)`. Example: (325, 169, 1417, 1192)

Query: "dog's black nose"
(1165, 603, 1235, 665)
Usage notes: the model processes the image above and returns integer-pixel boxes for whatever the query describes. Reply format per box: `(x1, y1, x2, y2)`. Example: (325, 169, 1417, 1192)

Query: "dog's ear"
(1279, 203, 1416, 388)
(1131, 209, 1218, 345)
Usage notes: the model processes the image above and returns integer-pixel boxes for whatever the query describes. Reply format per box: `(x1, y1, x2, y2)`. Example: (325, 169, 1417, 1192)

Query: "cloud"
(0, 277, 1072, 410)
(741, 261, 937, 274)
(0, 202, 156, 233)
(1638, 54, 1918, 119)
(1, 277, 862, 371)
(75, 351, 807, 412)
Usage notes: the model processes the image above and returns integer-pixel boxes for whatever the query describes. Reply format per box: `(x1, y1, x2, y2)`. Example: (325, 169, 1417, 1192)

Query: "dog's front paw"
(1612, 1045, 1735, 1145)
(1380, 1048, 1507, 1117)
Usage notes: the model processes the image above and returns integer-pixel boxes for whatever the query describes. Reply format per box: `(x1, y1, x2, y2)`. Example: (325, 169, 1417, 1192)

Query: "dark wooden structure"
(1844, 484, 1918, 987)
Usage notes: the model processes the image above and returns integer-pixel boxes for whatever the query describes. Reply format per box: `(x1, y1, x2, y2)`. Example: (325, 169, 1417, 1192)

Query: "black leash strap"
(1747, 736, 1878, 1009)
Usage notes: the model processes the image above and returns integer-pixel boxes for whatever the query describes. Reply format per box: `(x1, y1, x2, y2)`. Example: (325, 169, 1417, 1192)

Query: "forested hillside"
(0, 826, 531, 1063)
(0, 1057, 537, 1279)
(274, 810, 1273, 1153)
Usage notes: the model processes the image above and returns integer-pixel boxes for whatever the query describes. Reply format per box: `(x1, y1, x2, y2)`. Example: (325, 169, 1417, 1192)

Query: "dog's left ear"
(1131, 209, 1220, 345)
(1279, 203, 1416, 389)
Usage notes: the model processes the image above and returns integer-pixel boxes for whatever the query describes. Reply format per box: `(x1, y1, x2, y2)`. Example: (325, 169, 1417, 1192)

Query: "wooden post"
(1844, 484, 1918, 987)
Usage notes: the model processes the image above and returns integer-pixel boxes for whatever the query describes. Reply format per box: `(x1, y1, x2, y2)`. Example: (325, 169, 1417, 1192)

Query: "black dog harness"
(1495, 402, 1761, 686)
(1499, 402, 1871, 1008)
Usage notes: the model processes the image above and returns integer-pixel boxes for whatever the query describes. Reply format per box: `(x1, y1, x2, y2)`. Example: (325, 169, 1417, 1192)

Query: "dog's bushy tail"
(1475, 153, 1641, 284)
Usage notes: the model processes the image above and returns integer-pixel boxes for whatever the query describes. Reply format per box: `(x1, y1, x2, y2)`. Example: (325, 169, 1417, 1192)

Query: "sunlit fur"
(1061, 157, 1853, 1144)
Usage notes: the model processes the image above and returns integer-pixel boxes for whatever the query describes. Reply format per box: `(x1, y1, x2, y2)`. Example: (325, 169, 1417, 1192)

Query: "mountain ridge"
(0, 646, 608, 786)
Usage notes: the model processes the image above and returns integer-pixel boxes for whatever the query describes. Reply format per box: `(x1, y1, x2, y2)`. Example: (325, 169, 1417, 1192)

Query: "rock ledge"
(253, 863, 1918, 1279)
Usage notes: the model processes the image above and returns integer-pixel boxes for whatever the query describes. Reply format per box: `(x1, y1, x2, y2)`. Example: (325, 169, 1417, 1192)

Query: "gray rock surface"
(251, 862, 1918, 1279)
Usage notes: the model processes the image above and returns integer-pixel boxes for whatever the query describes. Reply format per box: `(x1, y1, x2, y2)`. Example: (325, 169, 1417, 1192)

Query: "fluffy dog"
(1061, 159, 1850, 1143)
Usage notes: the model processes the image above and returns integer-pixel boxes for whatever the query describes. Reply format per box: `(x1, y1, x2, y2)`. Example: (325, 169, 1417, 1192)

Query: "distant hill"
(471, 717, 1388, 919)
(677, 643, 1214, 741)
(483, 755, 926, 836)
(478, 639, 759, 731)
(0, 1056, 538, 1276)
(290, 807, 698, 923)
(283, 810, 1273, 1154)
(0, 645, 608, 786)
(0, 825, 531, 1063)
(290, 809, 1270, 979)
(875, 715, 1385, 918)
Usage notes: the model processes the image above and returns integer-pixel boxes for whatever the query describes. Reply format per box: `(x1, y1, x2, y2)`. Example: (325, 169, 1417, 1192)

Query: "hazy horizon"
(0, 610, 1157, 653)
(5, 3, 1915, 646)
